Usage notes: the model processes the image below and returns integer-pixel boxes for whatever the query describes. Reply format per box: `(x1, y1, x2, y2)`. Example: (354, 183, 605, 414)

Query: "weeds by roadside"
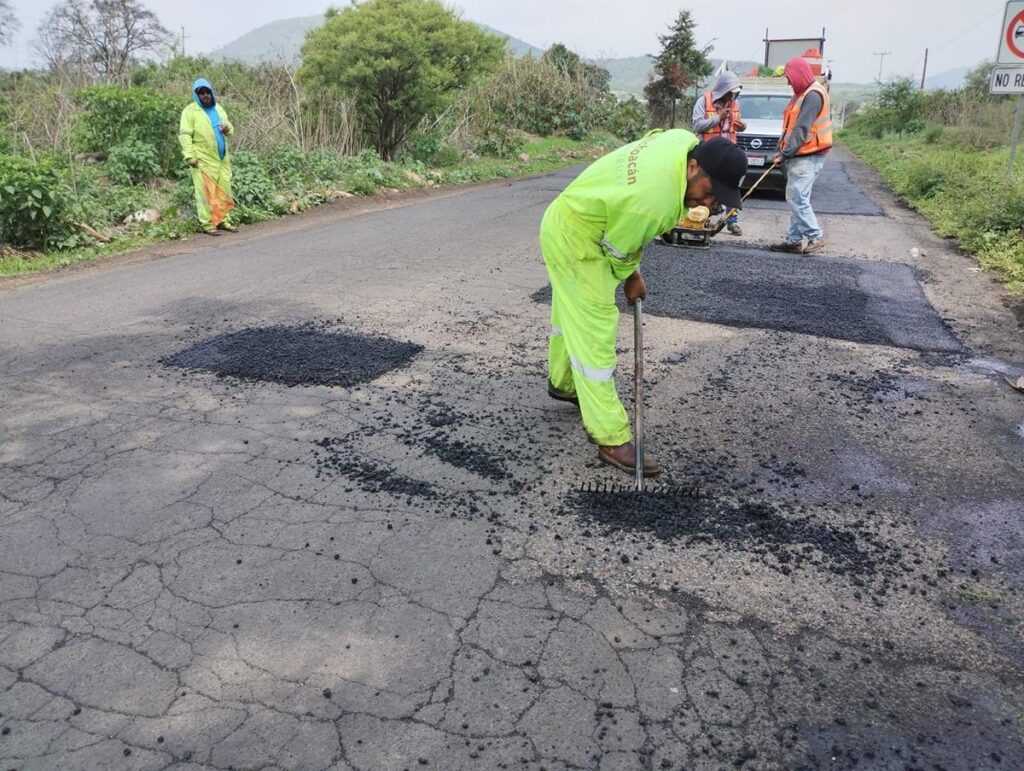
(841, 74, 1023, 293)
(0, 133, 618, 277)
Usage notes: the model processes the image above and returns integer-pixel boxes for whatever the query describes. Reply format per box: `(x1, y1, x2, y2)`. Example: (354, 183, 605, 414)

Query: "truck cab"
(736, 85, 792, 189)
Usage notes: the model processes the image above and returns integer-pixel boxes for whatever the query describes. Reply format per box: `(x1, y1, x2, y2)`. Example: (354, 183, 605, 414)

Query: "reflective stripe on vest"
(700, 92, 739, 143)
(781, 82, 833, 156)
(550, 325, 563, 338)
(569, 356, 616, 382)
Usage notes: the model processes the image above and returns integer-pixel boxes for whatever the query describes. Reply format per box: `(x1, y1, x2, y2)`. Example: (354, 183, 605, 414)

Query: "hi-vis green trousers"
(540, 199, 631, 447)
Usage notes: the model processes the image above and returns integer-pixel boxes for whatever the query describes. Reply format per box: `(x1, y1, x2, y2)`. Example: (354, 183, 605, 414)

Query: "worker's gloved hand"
(220, 122, 233, 135)
(187, 158, 200, 168)
(624, 271, 646, 306)
(771, 153, 783, 167)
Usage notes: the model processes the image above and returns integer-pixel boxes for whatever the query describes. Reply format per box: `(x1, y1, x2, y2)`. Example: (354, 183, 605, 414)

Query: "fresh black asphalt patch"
(639, 245, 962, 352)
(533, 247, 963, 353)
(742, 158, 885, 216)
(161, 322, 424, 386)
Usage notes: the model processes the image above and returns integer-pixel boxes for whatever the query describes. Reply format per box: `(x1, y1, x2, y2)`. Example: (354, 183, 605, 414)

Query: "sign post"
(995, 1, 1024, 175)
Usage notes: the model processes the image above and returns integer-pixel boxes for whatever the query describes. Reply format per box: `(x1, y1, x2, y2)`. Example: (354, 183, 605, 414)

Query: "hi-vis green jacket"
(551, 129, 699, 280)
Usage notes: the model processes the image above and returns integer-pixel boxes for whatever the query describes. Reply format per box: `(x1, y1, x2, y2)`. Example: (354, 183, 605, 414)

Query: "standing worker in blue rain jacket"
(179, 79, 237, 236)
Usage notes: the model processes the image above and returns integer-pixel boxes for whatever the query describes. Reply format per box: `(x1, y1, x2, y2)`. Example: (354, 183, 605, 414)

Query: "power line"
(932, 5, 1003, 52)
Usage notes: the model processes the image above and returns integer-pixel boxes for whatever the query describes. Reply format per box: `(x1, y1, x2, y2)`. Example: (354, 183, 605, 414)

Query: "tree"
(963, 60, 995, 99)
(643, 10, 712, 128)
(299, 0, 505, 159)
(0, 0, 18, 46)
(35, 0, 169, 83)
(542, 43, 612, 95)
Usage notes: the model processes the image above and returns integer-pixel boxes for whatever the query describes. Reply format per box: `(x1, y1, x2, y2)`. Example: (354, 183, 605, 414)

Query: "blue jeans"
(784, 153, 826, 243)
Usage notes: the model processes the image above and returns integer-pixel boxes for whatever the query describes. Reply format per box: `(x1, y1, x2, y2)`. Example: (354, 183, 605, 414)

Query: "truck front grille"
(736, 135, 779, 153)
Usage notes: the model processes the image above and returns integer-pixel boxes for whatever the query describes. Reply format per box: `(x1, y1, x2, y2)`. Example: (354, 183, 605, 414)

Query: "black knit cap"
(692, 138, 749, 210)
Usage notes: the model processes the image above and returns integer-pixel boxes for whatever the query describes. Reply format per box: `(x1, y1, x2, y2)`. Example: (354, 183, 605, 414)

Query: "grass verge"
(0, 133, 619, 278)
(841, 128, 1024, 293)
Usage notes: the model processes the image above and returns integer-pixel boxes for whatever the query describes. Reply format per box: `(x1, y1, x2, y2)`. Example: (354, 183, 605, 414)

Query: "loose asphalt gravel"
(0, 148, 1022, 770)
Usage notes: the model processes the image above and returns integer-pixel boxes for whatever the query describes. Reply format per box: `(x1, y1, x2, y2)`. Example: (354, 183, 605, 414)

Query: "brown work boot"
(727, 223, 743, 236)
(802, 238, 826, 254)
(203, 227, 221, 237)
(219, 222, 238, 233)
(768, 240, 803, 253)
(598, 442, 662, 478)
(547, 382, 579, 406)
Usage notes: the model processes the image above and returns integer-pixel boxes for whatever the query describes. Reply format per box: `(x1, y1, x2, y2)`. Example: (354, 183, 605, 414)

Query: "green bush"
(904, 118, 926, 135)
(75, 86, 182, 174)
(402, 130, 444, 164)
(474, 125, 528, 159)
(229, 150, 283, 221)
(432, 144, 461, 167)
(262, 144, 306, 188)
(897, 158, 946, 199)
(306, 147, 347, 184)
(106, 138, 162, 185)
(0, 154, 74, 250)
(472, 55, 614, 141)
(606, 98, 649, 142)
(923, 125, 943, 144)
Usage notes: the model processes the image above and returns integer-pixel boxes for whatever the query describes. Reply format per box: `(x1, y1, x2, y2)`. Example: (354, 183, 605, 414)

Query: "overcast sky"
(0, 0, 1007, 83)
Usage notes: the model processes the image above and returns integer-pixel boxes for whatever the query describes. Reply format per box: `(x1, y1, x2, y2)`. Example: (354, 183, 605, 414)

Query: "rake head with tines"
(578, 480, 675, 497)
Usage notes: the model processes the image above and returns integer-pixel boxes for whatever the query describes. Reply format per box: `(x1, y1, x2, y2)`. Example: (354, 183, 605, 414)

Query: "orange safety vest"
(781, 82, 832, 156)
(700, 92, 741, 143)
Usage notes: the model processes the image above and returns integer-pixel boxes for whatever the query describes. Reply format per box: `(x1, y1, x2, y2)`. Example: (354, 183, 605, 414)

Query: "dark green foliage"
(475, 51, 613, 140)
(475, 125, 528, 159)
(229, 150, 283, 221)
(261, 144, 306, 188)
(645, 10, 712, 127)
(401, 130, 445, 164)
(299, 0, 505, 159)
(0, 154, 73, 250)
(74, 85, 181, 174)
(106, 138, 161, 185)
(606, 98, 649, 142)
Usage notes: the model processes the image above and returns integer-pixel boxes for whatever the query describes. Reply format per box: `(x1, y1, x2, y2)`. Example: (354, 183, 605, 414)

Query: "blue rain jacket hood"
(192, 78, 225, 159)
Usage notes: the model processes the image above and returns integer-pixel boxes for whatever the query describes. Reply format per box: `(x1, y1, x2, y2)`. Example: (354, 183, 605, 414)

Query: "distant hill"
(924, 67, 969, 91)
(208, 15, 543, 63)
(208, 18, 838, 99)
(208, 15, 320, 63)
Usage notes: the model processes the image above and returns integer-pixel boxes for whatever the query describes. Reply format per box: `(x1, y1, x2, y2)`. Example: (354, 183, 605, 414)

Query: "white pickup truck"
(735, 82, 792, 190)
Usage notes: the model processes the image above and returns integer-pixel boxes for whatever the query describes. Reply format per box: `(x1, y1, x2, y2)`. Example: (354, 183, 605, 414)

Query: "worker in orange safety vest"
(692, 70, 747, 236)
(769, 56, 833, 255)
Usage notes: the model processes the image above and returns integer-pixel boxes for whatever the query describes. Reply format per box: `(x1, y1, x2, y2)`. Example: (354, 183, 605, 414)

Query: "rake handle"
(717, 160, 779, 225)
(634, 299, 644, 493)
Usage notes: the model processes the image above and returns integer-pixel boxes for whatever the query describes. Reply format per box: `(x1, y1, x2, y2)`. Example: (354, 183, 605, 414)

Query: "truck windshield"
(739, 95, 790, 120)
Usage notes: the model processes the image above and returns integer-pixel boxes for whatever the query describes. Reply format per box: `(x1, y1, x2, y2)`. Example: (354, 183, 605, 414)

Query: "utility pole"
(873, 51, 892, 82)
(180, 26, 188, 57)
(920, 48, 929, 91)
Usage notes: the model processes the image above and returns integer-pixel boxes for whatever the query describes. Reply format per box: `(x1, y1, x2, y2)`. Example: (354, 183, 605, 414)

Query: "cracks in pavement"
(3, 202, 1024, 768)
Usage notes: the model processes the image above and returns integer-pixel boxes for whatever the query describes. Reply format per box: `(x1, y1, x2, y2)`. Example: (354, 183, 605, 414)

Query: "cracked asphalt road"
(1, 148, 1023, 770)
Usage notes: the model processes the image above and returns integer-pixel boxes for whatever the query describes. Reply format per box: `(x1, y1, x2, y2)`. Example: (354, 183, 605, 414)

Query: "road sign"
(998, 1, 1024, 64)
(991, 65, 1024, 93)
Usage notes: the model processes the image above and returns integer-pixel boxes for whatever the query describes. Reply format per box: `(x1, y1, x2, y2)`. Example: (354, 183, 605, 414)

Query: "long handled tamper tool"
(633, 298, 645, 492)
(708, 161, 780, 236)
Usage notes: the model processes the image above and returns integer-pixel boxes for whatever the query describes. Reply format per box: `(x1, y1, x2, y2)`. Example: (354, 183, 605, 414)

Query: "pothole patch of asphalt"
(742, 158, 885, 217)
(161, 321, 424, 387)
(532, 245, 963, 354)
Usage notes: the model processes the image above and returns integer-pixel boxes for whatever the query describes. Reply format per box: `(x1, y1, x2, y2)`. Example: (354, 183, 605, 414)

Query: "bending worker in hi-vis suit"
(540, 132, 747, 477)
